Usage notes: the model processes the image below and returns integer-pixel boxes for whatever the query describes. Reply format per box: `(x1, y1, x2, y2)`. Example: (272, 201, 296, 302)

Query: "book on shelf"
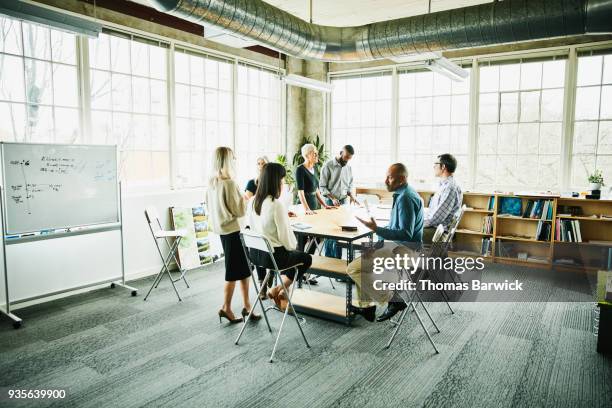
(481, 215, 493, 234)
(589, 240, 612, 245)
(480, 237, 492, 256)
(522, 199, 553, 220)
(536, 220, 551, 241)
(555, 218, 582, 242)
(527, 255, 548, 263)
(495, 239, 510, 257)
(487, 196, 495, 211)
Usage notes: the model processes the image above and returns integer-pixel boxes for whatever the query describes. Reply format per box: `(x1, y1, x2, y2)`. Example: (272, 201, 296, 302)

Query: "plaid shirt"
(424, 176, 462, 228)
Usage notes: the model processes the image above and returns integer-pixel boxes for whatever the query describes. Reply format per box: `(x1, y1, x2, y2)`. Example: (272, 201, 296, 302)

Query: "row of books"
(486, 196, 495, 211)
(555, 219, 582, 242)
(523, 199, 553, 220)
(480, 237, 492, 256)
(536, 220, 552, 241)
(481, 215, 493, 234)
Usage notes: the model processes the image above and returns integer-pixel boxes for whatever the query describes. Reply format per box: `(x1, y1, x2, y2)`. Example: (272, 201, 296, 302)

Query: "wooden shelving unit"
(356, 187, 612, 272)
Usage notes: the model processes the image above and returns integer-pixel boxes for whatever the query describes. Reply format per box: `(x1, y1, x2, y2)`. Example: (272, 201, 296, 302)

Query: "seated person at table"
(247, 162, 313, 311)
(350, 163, 424, 322)
(423, 154, 462, 243)
(244, 155, 269, 294)
(319, 144, 359, 259)
(244, 156, 269, 200)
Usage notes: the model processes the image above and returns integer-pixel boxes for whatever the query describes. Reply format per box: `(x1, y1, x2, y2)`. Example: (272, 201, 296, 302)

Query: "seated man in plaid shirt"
(423, 153, 463, 243)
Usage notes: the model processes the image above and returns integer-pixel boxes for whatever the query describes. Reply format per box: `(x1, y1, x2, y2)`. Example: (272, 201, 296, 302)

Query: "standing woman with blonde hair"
(207, 147, 260, 324)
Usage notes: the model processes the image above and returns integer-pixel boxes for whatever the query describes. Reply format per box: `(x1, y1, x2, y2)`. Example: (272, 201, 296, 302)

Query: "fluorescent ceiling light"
(283, 74, 333, 93)
(426, 57, 469, 82)
(0, 0, 101, 37)
(390, 51, 442, 64)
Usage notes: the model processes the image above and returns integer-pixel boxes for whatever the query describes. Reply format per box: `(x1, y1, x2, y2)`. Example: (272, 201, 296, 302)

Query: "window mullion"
(77, 35, 92, 144)
(561, 47, 578, 190)
(168, 42, 177, 189)
(231, 58, 238, 151)
(468, 57, 479, 190)
(390, 66, 399, 163)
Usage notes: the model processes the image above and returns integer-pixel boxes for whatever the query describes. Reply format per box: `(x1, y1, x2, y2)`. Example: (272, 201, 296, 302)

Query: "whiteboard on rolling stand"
(1, 142, 119, 235)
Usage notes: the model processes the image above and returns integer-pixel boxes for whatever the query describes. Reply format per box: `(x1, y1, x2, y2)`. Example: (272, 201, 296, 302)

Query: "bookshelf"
(452, 193, 496, 258)
(356, 187, 612, 272)
(552, 197, 612, 271)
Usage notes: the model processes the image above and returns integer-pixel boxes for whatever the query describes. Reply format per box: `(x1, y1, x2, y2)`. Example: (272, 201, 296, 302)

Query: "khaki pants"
(347, 245, 407, 307)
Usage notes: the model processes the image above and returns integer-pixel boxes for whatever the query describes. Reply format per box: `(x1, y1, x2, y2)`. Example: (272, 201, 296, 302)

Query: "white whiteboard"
(1, 143, 119, 235)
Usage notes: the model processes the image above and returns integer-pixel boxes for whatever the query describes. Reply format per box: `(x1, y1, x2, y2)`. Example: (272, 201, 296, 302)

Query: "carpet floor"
(1, 261, 611, 408)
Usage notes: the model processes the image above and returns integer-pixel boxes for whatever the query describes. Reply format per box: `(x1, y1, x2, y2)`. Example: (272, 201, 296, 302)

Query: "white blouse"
(247, 196, 297, 251)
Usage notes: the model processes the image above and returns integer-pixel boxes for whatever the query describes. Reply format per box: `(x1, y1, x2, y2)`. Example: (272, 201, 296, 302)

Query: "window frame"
(0, 16, 287, 192)
(328, 42, 612, 192)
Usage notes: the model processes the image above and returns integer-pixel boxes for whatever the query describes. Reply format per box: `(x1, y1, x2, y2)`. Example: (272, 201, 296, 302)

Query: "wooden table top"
(291, 206, 374, 241)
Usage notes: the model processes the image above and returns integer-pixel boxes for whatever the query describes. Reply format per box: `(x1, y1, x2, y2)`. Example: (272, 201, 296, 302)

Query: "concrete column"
(304, 60, 327, 142)
(284, 57, 329, 161)
(285, 56, 306, 159)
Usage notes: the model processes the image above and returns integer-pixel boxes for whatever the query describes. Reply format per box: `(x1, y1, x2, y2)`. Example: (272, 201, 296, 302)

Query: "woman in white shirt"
(248, 163, 312, 310)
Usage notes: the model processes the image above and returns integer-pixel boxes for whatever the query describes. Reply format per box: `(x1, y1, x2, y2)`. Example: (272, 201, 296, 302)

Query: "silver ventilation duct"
(149, 0, 612, 62)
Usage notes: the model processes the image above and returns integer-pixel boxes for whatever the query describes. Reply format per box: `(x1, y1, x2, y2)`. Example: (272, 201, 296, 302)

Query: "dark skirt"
(305, 192, 320, 210)
(250, 247, 312, 281)
(219, 231, 251, 282)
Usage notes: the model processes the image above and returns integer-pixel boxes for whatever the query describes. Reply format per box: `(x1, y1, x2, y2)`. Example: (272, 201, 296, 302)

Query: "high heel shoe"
(218, 309, 243, 324)
(241, 308, 262, 321)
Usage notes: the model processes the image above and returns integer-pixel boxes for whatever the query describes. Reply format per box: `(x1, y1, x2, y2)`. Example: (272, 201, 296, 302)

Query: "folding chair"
(143, 207, 190, 302)
(235, 231, 310, 363)
(384, 206, 468, 351)
(420, 223, 456, 314)
(436, 204, 467, 287)
(384, 243, 442, 353)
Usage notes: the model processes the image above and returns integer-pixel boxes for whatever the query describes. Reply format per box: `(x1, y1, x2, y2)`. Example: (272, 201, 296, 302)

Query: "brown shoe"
(267, 286, 283, 310)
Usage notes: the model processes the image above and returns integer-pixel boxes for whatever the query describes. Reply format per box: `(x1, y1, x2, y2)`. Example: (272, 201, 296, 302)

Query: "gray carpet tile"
(0, 261, 611, 408)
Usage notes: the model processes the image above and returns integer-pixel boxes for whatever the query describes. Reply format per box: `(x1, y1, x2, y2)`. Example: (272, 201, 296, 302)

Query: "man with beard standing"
(319, 145, 359, 258)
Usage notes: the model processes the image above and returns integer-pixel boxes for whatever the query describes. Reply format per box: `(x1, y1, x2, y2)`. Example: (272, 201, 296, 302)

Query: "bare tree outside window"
(0, 16, 79, 144)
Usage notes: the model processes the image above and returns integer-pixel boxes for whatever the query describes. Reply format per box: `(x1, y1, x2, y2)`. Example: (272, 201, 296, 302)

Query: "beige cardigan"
(206, 178, 245, 235)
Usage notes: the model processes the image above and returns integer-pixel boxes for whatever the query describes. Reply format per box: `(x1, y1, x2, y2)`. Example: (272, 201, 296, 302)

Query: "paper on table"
(292, 222, 312, 230)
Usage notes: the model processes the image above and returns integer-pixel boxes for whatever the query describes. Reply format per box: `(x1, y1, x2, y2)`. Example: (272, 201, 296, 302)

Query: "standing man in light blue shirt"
(423, 153, 463, 242)
(319, 145, 358, 258)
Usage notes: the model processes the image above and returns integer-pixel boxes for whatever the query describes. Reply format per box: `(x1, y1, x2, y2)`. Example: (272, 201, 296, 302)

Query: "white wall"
(121, 187, 211, 279)
(0, 187, 223, 309)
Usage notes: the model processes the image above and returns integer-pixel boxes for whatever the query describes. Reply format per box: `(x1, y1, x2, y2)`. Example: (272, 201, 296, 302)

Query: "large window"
(476, 58, 566, 190)
(1, 15, 285, 190)
(571, 51, 612, 187)
(89, 31, 169, 185)
(235, 63, 283, 187)
(398, 67, 470, 188)
(0, 17, 79, 143)
(330, 72, 392, 185)
(174, 48, 233, 187)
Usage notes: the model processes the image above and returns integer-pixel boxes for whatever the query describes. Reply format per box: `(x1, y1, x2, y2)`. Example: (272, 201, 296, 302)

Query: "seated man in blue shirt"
(347, 163, 424, 322)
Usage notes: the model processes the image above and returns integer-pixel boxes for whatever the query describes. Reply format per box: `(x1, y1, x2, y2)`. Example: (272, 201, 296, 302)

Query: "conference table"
(289, 205, 375, 325)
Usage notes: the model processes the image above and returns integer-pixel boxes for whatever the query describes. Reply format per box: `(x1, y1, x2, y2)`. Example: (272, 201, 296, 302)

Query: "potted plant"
(276, 154, 295, 186)
(588, 169, 605, 191)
